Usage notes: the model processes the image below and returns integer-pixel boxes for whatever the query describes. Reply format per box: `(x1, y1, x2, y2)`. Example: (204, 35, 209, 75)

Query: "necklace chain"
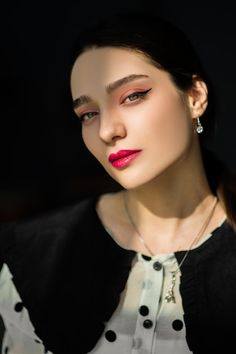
(123, 192, 218, 303)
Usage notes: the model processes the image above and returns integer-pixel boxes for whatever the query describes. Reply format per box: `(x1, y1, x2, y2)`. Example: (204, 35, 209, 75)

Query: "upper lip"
(108, 149, 142, 162)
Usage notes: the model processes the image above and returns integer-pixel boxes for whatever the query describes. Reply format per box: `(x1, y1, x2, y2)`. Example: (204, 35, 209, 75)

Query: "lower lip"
(110, 151, 141, 169)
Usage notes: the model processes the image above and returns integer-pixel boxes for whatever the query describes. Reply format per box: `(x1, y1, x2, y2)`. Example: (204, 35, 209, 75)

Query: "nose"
(99, 110, 126, 144)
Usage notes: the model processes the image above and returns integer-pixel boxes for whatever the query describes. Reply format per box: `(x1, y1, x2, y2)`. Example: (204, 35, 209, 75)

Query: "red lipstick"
(108, 149, 142, 169)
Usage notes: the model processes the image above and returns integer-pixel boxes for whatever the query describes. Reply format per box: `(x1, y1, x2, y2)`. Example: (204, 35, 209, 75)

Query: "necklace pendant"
(164, 271, 176, 303)
(164, 289, 176, 303)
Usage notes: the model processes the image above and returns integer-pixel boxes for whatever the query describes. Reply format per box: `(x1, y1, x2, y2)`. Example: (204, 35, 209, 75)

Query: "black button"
(172, 319, 184, 331)
(143, 319, 153, 328)
(4, 347, 8, 354)
(105, 330, 117, 342)
(14, 302, 24, 312)
(153, 261, 162, 271)
(139, 305, 149, 316)
(141, 254, 152, 261)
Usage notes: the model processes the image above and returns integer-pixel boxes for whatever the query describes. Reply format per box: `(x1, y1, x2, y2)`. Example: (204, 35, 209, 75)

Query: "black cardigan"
(1, 196, 236, 354)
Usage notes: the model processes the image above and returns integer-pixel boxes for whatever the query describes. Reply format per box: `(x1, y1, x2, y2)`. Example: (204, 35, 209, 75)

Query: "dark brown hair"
(71, 12, 236, 229)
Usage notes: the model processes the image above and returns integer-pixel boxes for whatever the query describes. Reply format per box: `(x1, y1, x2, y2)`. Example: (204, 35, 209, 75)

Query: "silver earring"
(196, 117, 203, 134)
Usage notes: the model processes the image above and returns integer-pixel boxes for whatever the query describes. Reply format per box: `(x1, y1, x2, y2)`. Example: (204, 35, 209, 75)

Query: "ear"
(187, 76, 208, 118)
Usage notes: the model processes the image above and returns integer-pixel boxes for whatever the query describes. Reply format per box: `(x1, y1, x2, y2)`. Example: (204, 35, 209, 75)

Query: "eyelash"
(77, 88, 152, 123)
(122, 88, 152, 104)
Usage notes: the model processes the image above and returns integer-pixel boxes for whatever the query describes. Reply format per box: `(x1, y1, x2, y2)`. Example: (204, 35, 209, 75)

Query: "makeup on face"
(73, 74, 150, 109)
(75, 87, 152, 124)
(108, 149, 142, 169)
(71, 47, 194, 190)
(72, 73, 153, 124)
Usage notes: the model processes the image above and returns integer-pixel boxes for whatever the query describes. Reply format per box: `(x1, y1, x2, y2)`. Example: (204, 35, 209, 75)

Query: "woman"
(1, 12, 236, 354)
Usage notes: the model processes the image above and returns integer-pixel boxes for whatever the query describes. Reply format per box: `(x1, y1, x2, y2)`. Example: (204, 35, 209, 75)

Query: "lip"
(108, 149, 142, 169)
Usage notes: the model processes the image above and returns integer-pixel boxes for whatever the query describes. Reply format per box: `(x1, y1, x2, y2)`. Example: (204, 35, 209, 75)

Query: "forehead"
(70, 47, 156, 96)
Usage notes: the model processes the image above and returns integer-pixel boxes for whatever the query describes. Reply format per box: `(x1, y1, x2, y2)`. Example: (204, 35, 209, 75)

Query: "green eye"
(128, 93, 141, 101)
(125, 88, 152, 103)
(79, 111, 97, 122)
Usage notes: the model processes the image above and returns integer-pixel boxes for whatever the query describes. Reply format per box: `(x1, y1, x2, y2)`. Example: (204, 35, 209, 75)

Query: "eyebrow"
(73, 74, 149, 109)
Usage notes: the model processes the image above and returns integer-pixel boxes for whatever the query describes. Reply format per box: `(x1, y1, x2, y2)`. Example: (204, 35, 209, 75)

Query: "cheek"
(130, 93, 190, 135)
(131, 94, 192, 158)
(153, 101, 193, 162)
(82, 127, 104, 163)
(157, 103, 190, 137)
(82, 128, 96, 155)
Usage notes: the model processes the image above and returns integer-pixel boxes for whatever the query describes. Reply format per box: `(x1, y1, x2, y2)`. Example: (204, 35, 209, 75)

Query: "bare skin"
(71, 47, 226, 256)
(96, 190, 226, 255)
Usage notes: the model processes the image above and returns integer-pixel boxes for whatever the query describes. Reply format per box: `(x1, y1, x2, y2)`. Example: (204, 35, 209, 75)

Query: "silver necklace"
(123, 193, 218, 303)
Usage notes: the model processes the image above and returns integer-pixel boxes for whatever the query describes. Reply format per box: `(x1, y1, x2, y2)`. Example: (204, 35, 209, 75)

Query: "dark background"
(0, 0, 235, 222)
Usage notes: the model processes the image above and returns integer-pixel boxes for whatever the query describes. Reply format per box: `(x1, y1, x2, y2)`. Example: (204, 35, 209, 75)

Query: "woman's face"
(71, 47, 200, 189)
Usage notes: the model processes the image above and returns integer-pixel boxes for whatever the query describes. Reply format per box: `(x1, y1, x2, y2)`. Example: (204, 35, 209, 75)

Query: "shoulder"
(182, 219, 236, 268)
(0, 192, 136, 288)
(0, 195, 103, 301)
(0, 196, 96, 253)
(204, 218, 236, 255)
(0, 195, 136, 353)
(180, 219, 236, 301)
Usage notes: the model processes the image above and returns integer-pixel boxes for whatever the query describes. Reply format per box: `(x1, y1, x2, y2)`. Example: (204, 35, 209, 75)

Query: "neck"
(123, 146, 221, 248)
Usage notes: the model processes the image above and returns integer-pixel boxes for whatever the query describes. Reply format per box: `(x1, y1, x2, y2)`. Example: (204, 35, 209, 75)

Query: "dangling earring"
(196, 117, 203, 134)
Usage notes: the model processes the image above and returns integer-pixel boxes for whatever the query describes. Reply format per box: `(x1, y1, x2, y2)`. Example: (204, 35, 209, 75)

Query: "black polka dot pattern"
(141, 254, 152, 261)
(143, 319, 153, 329)
(172, 319, 184, 331)
(14, 302, 24, 312)
(105, 330, 117, 342)
(153, 261, 162, 271)
(139, 305, 149, 316)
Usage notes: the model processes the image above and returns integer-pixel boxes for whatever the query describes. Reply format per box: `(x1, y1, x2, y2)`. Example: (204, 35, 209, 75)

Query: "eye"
(77, 111, 98, 123)
(123, 88, 152, 103)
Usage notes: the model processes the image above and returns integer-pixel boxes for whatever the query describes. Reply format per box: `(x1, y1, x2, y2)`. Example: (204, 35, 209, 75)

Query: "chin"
(105, 169, 160, 190)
